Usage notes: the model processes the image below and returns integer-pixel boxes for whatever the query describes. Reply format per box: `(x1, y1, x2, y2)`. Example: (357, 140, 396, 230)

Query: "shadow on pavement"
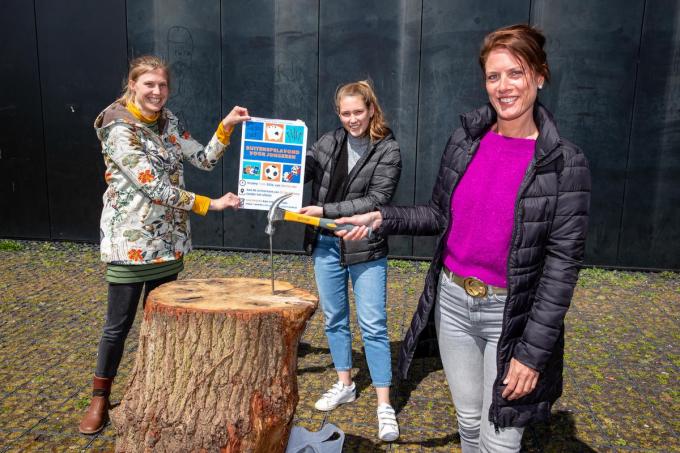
(526, 410, 599, 452)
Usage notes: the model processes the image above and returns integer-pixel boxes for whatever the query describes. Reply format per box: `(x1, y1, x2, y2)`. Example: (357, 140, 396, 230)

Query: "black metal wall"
(0, 0, 50, 239)
(1, 0, 679, 270)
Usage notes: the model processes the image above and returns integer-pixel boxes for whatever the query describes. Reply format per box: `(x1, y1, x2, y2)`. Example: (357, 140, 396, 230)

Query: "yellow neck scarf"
(126, 101, 160, 124)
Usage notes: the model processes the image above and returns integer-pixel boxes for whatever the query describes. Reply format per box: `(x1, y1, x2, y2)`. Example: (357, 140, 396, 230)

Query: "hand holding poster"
(238, 117, 308, 211)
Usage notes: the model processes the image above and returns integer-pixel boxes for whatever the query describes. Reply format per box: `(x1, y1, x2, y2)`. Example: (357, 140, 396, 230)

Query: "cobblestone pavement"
(0, 240, 678, 452)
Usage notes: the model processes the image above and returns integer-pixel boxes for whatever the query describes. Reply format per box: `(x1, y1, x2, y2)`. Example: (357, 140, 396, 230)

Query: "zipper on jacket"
(407, 136, 481, 380)
(340, 139, 379, 201)
(435, 138, 481, 268)
(492, 139, 562, 427)
(336, 133, 369, 268)
(493, 157, 536, 429)
(452, 139, 481, 222)
(337, 135, 383, 267)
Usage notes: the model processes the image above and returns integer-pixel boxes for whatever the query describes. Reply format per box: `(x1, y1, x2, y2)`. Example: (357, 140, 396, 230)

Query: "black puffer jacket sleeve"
(513, 144, 591, 372)
(379, 134, 458, 236)
(323, 141, 402, 218)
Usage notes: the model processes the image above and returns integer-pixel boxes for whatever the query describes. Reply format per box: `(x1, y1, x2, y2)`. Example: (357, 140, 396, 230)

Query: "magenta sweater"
(442, 130, 535, 287)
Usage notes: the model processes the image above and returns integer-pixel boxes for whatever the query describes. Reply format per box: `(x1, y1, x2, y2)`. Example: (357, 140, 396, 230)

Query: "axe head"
(265, 193, 293, 236)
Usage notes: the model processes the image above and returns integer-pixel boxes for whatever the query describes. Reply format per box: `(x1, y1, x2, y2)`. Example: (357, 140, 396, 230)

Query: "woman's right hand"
(335, 211, 382, 240)
(209, 192, 240, 211)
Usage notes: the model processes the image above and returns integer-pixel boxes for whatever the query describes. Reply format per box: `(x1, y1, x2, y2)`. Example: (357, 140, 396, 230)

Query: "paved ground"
(0, 240, 678, 452)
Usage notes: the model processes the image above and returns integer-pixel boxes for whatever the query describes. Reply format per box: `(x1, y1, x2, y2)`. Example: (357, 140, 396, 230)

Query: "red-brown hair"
(479, 24, 550, 82)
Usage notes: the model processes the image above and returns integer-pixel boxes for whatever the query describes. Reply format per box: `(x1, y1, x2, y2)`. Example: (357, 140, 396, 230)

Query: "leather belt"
(441, 267, 507, 297)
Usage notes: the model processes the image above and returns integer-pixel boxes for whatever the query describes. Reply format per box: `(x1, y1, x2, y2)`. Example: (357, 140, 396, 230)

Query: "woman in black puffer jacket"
(300, 80, 402, 442)
(337, 25, 590, 452)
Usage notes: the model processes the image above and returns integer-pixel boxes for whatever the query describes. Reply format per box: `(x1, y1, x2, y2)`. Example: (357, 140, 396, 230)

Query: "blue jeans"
(312, 234, 392, 388)
(435, 271, 524, 453)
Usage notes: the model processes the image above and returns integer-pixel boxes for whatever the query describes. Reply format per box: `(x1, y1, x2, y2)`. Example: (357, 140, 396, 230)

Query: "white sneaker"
(377, 403, 399, 442)
(314, 381, 356, 411)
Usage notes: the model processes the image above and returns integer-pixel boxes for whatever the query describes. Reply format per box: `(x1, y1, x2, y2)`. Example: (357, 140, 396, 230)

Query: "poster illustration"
(238, 117, 307, 211)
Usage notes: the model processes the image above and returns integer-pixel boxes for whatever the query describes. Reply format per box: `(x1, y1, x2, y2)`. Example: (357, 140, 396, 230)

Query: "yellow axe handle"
(282, 210, 322, 227)
(282, 210, 355, 232)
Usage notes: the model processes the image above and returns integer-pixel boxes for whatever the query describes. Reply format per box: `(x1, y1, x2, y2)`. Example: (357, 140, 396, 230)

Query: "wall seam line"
(615, 0, 647, 265)
(220, 0, 225, 247)
(410, 0, 425, 258)
(33, 0, 52, 239)
(316, 0, 321, 142)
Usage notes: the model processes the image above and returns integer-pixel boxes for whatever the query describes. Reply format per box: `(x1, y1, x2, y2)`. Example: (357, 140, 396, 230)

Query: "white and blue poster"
(237, 117, 307, 211)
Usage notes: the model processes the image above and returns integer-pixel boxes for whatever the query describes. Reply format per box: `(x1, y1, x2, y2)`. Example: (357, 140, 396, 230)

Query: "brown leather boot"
(78, 376, 113, 434)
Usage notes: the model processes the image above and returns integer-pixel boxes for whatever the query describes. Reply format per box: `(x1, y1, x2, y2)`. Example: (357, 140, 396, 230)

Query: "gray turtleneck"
(347, 134, 370, 172)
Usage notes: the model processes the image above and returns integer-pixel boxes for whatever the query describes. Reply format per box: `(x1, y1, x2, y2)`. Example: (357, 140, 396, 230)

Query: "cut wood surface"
(110, 278, 318, 453)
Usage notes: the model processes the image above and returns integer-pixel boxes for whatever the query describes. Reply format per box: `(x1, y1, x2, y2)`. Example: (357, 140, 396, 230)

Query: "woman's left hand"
(299, 205, 323, 217)
(221, 105, 251, 130)
(502, 358, 539, 400)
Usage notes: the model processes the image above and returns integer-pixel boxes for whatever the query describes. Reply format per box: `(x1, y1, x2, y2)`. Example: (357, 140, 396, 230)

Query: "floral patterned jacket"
(94, 102, 227, 264)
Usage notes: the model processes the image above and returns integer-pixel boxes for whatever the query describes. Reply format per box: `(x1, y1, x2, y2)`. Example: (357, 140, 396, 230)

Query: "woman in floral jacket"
(78, 55, 251, 434)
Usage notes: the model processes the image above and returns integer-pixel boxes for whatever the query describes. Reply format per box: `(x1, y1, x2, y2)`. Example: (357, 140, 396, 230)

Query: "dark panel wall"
(618, 1, 680, 268)
(0, 0, 50, 238)
(532, 0, 645, 266)
(35, 0, 127, 241)
(2, 1, 679, 269)
(318, 0, 422, 256)
(221, 0, 319, 251)
(413, 0, 530, 257)
(127, 0, 223, 247)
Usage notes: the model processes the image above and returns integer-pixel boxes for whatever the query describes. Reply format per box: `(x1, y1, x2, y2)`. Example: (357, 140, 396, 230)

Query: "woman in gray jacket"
(299, 80, 402, 442)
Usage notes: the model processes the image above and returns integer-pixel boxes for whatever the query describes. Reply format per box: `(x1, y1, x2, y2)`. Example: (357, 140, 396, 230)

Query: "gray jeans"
(434, 271, 523, 453)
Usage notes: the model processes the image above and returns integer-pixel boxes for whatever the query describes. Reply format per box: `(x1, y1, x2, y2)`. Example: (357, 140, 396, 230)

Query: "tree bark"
(110, 278, 317, 453)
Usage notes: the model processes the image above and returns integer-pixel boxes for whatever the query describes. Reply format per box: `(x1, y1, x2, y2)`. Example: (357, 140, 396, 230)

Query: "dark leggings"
(95, 273, 178, 378)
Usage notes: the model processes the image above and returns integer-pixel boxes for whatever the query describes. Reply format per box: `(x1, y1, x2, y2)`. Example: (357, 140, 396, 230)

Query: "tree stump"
(110, 278, 317, 452)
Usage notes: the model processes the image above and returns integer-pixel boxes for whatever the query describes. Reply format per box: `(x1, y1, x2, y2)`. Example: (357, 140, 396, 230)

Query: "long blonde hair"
(335, 80, 389, 141)
(116, 55, 171, 105)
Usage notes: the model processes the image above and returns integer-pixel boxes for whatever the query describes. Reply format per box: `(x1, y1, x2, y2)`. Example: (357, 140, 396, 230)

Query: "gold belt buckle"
(463, 277, 487, 298)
